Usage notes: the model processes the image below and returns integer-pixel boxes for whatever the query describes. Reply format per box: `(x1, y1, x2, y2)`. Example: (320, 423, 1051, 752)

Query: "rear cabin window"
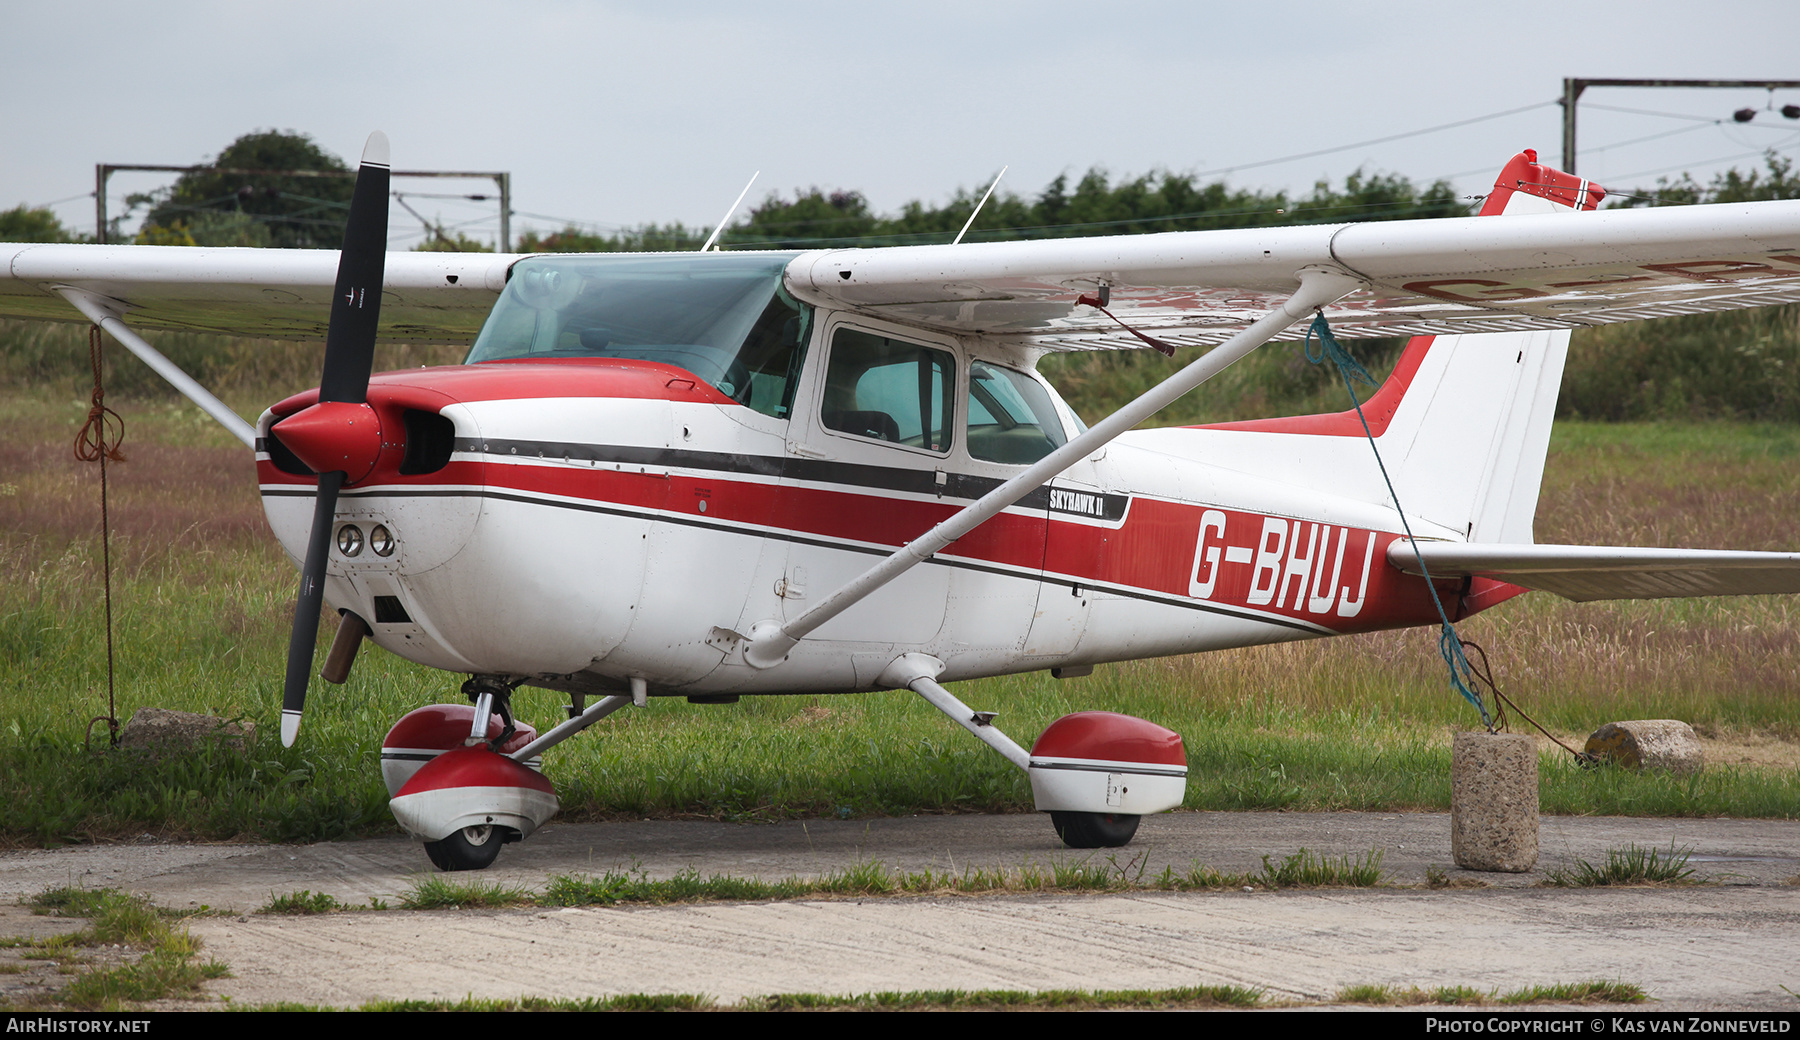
(821, 328, 953, 453)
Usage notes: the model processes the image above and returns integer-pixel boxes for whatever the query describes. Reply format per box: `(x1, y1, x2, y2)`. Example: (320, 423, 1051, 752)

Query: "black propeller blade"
(277, 131, 390, 748)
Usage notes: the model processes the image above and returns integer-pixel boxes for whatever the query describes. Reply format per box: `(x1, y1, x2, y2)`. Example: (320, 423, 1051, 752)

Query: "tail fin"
(1170, 151, 1598, 544)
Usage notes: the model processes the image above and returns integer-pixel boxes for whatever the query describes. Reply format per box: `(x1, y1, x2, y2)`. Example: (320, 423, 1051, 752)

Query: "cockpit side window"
(821, 328, 953, 453)
(966, 361, 1068, 465)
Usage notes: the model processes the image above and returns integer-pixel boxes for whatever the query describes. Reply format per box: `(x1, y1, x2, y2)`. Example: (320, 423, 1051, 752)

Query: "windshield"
(466, 252, 810, 418)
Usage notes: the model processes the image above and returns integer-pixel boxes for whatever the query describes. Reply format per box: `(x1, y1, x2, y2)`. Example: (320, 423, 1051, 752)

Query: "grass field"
(2, 359, 1798, 845)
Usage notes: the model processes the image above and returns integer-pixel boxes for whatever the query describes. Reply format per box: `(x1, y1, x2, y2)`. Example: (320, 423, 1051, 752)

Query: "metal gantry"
(94, 164, 512, 250)
(1561, 78, 1800, 175)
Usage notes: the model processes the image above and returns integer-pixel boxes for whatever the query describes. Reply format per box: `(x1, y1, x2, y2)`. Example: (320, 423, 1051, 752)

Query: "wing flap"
(1389, 541, 1800, 601)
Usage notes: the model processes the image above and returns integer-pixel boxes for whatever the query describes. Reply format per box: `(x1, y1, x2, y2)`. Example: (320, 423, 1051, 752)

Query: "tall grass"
(1562, 306, 1800, 422)
(0, 319, 464, 409)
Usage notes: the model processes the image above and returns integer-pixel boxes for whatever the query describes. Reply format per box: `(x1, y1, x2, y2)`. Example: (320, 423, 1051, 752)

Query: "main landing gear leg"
(879, 653, 1187, 850)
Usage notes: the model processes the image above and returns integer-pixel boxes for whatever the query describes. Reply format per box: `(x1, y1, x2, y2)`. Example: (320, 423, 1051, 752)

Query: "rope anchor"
(1303, 312, 1493, 731)
(74, 324, 126, 751)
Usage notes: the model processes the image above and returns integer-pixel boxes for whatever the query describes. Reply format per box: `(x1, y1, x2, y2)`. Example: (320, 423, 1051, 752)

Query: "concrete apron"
(4, 812, 1797, 1010)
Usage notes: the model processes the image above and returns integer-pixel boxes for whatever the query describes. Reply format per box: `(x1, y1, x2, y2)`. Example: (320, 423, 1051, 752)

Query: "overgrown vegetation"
(1545, 845, 1698, 887)
(743, 985, 1268, 1011)
(347, 985, 1265, 1012)
(1335, 980, 1646, 1006)
(279, 980, 1645, 1011)
(259, 890, 342, 914)
(389, 851, 1383, 913)
(401, 876, 535, 910)
(14, 888, 229, 1010)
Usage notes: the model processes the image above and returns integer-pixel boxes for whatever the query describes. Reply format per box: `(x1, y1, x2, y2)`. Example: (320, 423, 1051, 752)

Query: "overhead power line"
(1582, 102, 1800, 129)
(1192, 101, 1556, 178)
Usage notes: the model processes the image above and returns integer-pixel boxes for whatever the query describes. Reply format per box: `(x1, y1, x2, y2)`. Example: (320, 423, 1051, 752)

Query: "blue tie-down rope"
(1303, 313, 1493, 729)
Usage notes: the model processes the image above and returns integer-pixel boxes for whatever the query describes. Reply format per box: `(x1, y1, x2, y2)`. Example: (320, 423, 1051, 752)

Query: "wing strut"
(741, 265, 1364, 669)
(55, 288, 257, 448)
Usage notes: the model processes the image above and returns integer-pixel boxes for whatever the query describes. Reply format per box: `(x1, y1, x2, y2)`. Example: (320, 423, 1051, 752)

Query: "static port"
(369, 524, 395, 557)
(337, 524, 363, 557)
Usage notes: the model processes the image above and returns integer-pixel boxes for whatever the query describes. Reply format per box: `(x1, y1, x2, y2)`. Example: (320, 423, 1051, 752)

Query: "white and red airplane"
(6, 136, 1800, 870)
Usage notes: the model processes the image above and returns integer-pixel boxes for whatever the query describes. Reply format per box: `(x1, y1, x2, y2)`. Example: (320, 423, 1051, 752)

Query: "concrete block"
(1451, 731, 1538, 873)
(1583, 720, 1704, 774)
(119, 708, 254, 754)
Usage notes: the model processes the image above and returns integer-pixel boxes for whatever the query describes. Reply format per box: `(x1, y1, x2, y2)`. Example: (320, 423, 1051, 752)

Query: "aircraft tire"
(423, 824, 505, 871)
(1050, 811, 1140, 849)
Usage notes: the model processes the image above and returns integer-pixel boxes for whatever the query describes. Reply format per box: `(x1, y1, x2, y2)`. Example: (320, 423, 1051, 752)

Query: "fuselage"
(257, 254, 1475, 700)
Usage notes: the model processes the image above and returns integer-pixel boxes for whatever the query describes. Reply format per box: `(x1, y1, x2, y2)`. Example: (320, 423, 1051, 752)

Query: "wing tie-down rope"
(1303, 313, 1494, 731)
(73, 325, 126, 750)
(1076, 285, 1177, 357)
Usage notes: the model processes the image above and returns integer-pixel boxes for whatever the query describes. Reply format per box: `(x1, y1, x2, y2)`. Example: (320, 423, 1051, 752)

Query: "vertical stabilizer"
(1167, 151, 1598, 545)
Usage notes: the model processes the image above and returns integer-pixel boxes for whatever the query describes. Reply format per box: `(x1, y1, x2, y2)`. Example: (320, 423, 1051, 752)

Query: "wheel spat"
(275, 131, 390, 747)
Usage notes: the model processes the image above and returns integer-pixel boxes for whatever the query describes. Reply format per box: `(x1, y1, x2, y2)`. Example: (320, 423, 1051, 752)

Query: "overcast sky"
(5, 1, 1799, 249)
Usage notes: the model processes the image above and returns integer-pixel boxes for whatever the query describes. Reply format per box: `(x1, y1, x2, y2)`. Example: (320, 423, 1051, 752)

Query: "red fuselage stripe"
(262, 455, 1464, 634)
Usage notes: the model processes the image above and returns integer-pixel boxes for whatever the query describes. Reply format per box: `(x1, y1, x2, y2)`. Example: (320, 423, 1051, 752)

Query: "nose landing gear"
(381, 686, 552, 872)
(382, 678, 640, 871)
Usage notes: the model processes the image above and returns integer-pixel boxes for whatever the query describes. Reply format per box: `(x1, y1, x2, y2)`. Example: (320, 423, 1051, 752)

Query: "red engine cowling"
(1027, 711, 1188, 815)
(380, 704, 539, 796)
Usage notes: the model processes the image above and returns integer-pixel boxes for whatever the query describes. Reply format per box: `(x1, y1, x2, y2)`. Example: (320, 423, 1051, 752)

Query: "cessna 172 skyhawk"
(6, 135, 1800, 870)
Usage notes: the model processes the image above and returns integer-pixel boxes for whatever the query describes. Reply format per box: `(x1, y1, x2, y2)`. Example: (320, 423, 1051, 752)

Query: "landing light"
(338, 524, 364, 557)
(370, 524, 395, 557)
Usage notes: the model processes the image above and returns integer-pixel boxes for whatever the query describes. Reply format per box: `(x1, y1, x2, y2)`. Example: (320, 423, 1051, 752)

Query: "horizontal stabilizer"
(1389, 542, 1800, 601)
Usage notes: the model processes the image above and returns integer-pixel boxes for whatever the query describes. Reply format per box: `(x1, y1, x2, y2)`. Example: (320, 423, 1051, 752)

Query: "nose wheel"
(1050, 811, 1140, 849)
(423, 823, 509, 872)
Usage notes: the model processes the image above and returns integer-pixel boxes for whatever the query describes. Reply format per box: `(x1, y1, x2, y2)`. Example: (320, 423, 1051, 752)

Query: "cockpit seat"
(824, 409, 901, 443)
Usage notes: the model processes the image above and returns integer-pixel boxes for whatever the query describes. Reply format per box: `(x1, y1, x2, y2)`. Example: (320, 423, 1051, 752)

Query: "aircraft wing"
(7, 197, 1800, 350)
(1389, 542, 1800, 601)
(791, 199, 1800, 350)
(0, 243, 519, 343)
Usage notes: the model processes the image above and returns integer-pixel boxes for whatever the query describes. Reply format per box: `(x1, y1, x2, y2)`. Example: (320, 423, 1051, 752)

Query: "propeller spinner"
(272, 131, 391, 747)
